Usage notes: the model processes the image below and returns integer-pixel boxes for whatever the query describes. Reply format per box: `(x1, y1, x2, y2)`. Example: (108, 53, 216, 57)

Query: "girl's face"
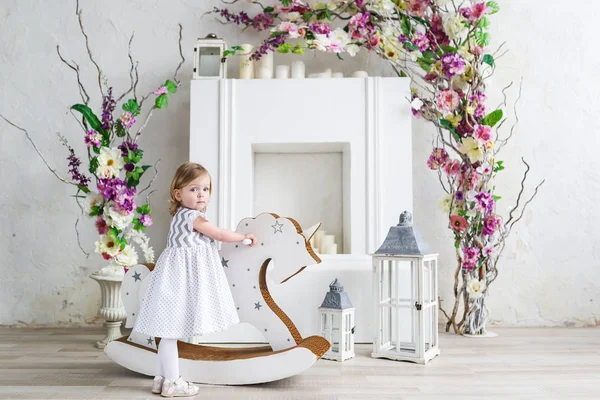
(174, 174, 211, 211)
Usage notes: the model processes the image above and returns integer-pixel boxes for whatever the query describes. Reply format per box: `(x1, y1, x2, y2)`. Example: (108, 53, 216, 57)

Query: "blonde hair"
(168, 162, 212, 215)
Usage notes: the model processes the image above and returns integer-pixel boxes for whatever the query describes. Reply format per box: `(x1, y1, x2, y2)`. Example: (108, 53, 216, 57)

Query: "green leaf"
(482, 54, 494, 67)
(223, 49, 236, 57)
(89, 156, 99, 174)
(401, 15, 411, 37)
(277, 43, 292, 54)
(479, 16, 491, 29)
(493, 195, 502, 201)
(77, 184, 90, 194)
(411, 16, 429, 26)
(475, 31, 490, 47)
(89, 205, 102, 217)
(336, 53, 344, 60)
(164, 80, 177, 94)
(122, 99, 141, 117)
(325, 9, 332, 21)
(263, 6, 274, 13)
(493, 160, 505, 173)
(440, 45, 457, 54)
(440, 119, 461, 141)
(486, 1, 500, 14)
(482, 109, 503, 127)
(291, 47, 305, 54)
(303, 12, 313, 21)
(422, 51, 436, 61)
(155, 94, 168, 109)
(404, 42, 419, 52)
(71, 104, 105, 134)
(417, 58, 432, 72)
(281, 0, 291, 6)
(115, 121, 126, 137)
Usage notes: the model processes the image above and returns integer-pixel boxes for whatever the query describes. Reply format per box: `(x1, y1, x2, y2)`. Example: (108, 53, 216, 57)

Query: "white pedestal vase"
(90, 270, 127, 349)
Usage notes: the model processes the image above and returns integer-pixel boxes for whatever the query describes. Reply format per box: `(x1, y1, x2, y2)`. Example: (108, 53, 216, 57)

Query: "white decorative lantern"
(193, 34, 227, 79)
(318, 279, 355, 361)
(371, 211, 440, 364)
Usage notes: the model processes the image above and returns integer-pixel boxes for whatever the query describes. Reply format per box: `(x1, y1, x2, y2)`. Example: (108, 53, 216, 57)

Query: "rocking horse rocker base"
(105, 335, 330, 385)
(105, 213, 330, 385)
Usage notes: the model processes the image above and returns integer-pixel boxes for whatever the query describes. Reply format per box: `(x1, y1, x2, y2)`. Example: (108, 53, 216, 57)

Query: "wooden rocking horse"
(104, 213, 330, 385)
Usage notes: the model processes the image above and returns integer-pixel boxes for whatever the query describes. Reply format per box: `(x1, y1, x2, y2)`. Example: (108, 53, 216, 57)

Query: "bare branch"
(146, 189, 157, 206)
(138, 159, 161, 195)
(56, 45, 90, 105)
(173, 24, 185, 86)
(117, 31, 139, 102)
(75, 217, 90, 257)
(496, 78, 523, 153)
(75, 0, 104, 96)
(0, 113, 74, 186)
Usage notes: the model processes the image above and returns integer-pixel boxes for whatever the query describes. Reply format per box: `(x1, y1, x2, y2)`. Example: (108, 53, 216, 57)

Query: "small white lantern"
(371, 211, 440, 364)
(193, 34, 227, 79)
(318, 279, 355, 361)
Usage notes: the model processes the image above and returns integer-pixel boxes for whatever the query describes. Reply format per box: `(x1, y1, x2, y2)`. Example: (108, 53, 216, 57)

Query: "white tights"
(157, 338, 179, 381)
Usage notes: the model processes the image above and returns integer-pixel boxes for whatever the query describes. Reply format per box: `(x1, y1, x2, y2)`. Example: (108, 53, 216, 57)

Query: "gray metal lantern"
(318, 279, 355, 361)
(371, 211, 440, 364)
(193, 34, 227, 79)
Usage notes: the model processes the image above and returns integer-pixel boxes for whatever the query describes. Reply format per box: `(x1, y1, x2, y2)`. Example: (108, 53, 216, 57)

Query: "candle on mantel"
(238, 44, 254, 79)
(325, 243, 338, 254)
(313, 231, 326, 251)
(352, 70, 368, 78)
(291, 61, 305, 79)
(332, 72, 344, 78)
(275, 64, 290, 79)
(323, 68, 332, 78)
(320, 235, 335, 254)
(256, 52, 273, 79)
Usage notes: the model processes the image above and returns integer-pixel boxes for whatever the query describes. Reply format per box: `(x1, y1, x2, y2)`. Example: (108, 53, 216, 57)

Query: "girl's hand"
(244, 234, 257, 247)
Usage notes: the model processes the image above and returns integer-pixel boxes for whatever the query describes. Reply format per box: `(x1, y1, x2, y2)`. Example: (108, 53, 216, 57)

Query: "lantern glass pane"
(198, 47, 221, 77)
(322, 313, 328, 331)
(382, 305, 392, 346)
(332, 313, 340, 332)
(423, 260, 431, 304)
(381, 260, 391, 302)
(424, 302, 432, 352)
(345, 314, 351, 332)
(332, 333, 341, 353)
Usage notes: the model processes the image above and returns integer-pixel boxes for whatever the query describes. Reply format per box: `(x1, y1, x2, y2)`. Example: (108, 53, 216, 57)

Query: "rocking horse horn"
(301, 222, 322, 242)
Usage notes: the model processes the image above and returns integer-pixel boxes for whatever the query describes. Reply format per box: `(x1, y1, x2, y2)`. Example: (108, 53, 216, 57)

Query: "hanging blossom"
(101, 87, 116, 131)
(84, 130, 101, 148)
(126, 229, 155, 263)
(154, 86, 168, 96)
(67, 148, 90, 188)
(119, 112, 136, 129)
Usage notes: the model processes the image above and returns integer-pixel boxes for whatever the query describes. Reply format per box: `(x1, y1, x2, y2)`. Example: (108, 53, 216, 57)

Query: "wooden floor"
(0, 327, 599, 399)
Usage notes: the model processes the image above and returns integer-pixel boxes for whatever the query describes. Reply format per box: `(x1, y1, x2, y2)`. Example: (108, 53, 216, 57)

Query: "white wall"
(1, 0, 599, 328)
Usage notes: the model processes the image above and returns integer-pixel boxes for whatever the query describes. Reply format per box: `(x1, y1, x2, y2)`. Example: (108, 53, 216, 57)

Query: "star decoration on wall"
(147, 337, 154, 346)
(272, 221, 284, 234)
(132, 272, 141, 282)
(254, 301, 262, 310)
(221, 257, 229, 268)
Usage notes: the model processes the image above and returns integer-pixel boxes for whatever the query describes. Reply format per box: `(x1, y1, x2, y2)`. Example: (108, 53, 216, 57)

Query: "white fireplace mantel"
(189, 77, 413, 343)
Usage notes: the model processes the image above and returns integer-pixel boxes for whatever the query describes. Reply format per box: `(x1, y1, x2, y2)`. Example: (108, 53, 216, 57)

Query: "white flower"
(97, 147, 124, 178)
(482, 243, 497, 258)
(84, 192, 103, 214)
(114, 244, 139, 267)
(465, 190, 478, 203)
(279, 11, 301, 21)
(310, 33, 331, 52)
(443, 13, 468, 41)
(467, 279, 486, 299)
(411, 98, 424, 111)
(368, 0, 395, 15)
(451, 75, 470, 92)
(457, 46, 475, 62)
(95, 234, 121, 258)
(409, 50, 423, 62)
(345, 44, 360, 57)
(276, 21, 301, 38)
(440, 194, 453, 213)
(105, 205, 134, 230)
(459, 137, 484, 163)
(126, 229, 155, 263)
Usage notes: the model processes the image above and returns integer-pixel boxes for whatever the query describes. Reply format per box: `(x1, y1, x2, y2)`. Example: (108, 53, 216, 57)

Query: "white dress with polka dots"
(133, 207, 240, 339)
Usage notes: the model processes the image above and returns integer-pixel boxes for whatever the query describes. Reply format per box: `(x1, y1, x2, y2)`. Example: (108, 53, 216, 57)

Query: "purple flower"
(462, 261, 476, 271)
(474, 192, 495, 213)
(154, 86, 168, 96)
(215, 8, 252, 26)
(101, 87, 116, 131)
(118, 141, 138, 158)
(413, 33, 430, 52)
(124, 163, 135, 172)
(97, 178, 127, 201)
(252, 13, 274, 31)
(482, 214, 500, 236)
(355, 0, 366, 8)
(119, 112, 136, 129)
(348, 12, 373, 41)
(96, 217, 109, 235)
(250, 33, 287, 61)
(310, 21, 332, 36)
(441, 53, 466, 77)
(455, 190, 464, 201)
(84, 130, 101, 148)
(463, 246, 480, 263)
(67, 148, 90, 188)
(140, 214, 153, 227)
(427, 148, 449, 170)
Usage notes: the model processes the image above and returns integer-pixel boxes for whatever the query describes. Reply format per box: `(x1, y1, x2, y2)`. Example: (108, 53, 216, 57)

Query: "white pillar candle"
(322, 68, 332, 78)
(313, 231, 326, 250)
(320, 235, 335, 254)
(275, 64, 290, 79)
(352, 70, 368, 78)
(325, 243, 338, 254)
(238, 44, 254, 80)
(332, 72, 344, 78)
(291, 61, 305, 79)
(256, 52, 273, 75)
(308, 73, 317, 78)
(256, 67, 273, 79)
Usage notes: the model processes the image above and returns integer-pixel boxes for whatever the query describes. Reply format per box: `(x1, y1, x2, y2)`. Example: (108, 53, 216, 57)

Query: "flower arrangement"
(213, 0, 543, 335)
(1, 1, 185, 273)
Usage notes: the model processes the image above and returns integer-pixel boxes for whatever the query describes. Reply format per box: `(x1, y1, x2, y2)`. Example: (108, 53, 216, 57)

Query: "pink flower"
(95, 217, 109, 235)
(450, 215, 468, 231)
(119, 112, 136, 129)
(154, 86, 168, 96)
(407, 0, 429, 17)
(413, 32, 430, 52)
(462, 246, 480, 263)
(474, 124, 492, 143)
(140, 214, 153, 227)
(474, 191, 495, 213)
(441, 53, 466, 77)
(472, 45, 484, 55)
(482, 214, 500, 236)
(443, 159, 461, 176)
(462, 261, 476, 271)
(427, 148, 450, 170)
(459, 169, 482, 190)
(84, 130, 101, 148)
(368, 34, 380, 49)
(471, 2, 490, 20)
(278, 21, 300, 38)
(436, 89, 461, 113)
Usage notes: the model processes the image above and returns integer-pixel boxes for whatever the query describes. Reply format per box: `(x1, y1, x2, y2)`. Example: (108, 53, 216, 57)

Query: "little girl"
(134, 162, 256, 397)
